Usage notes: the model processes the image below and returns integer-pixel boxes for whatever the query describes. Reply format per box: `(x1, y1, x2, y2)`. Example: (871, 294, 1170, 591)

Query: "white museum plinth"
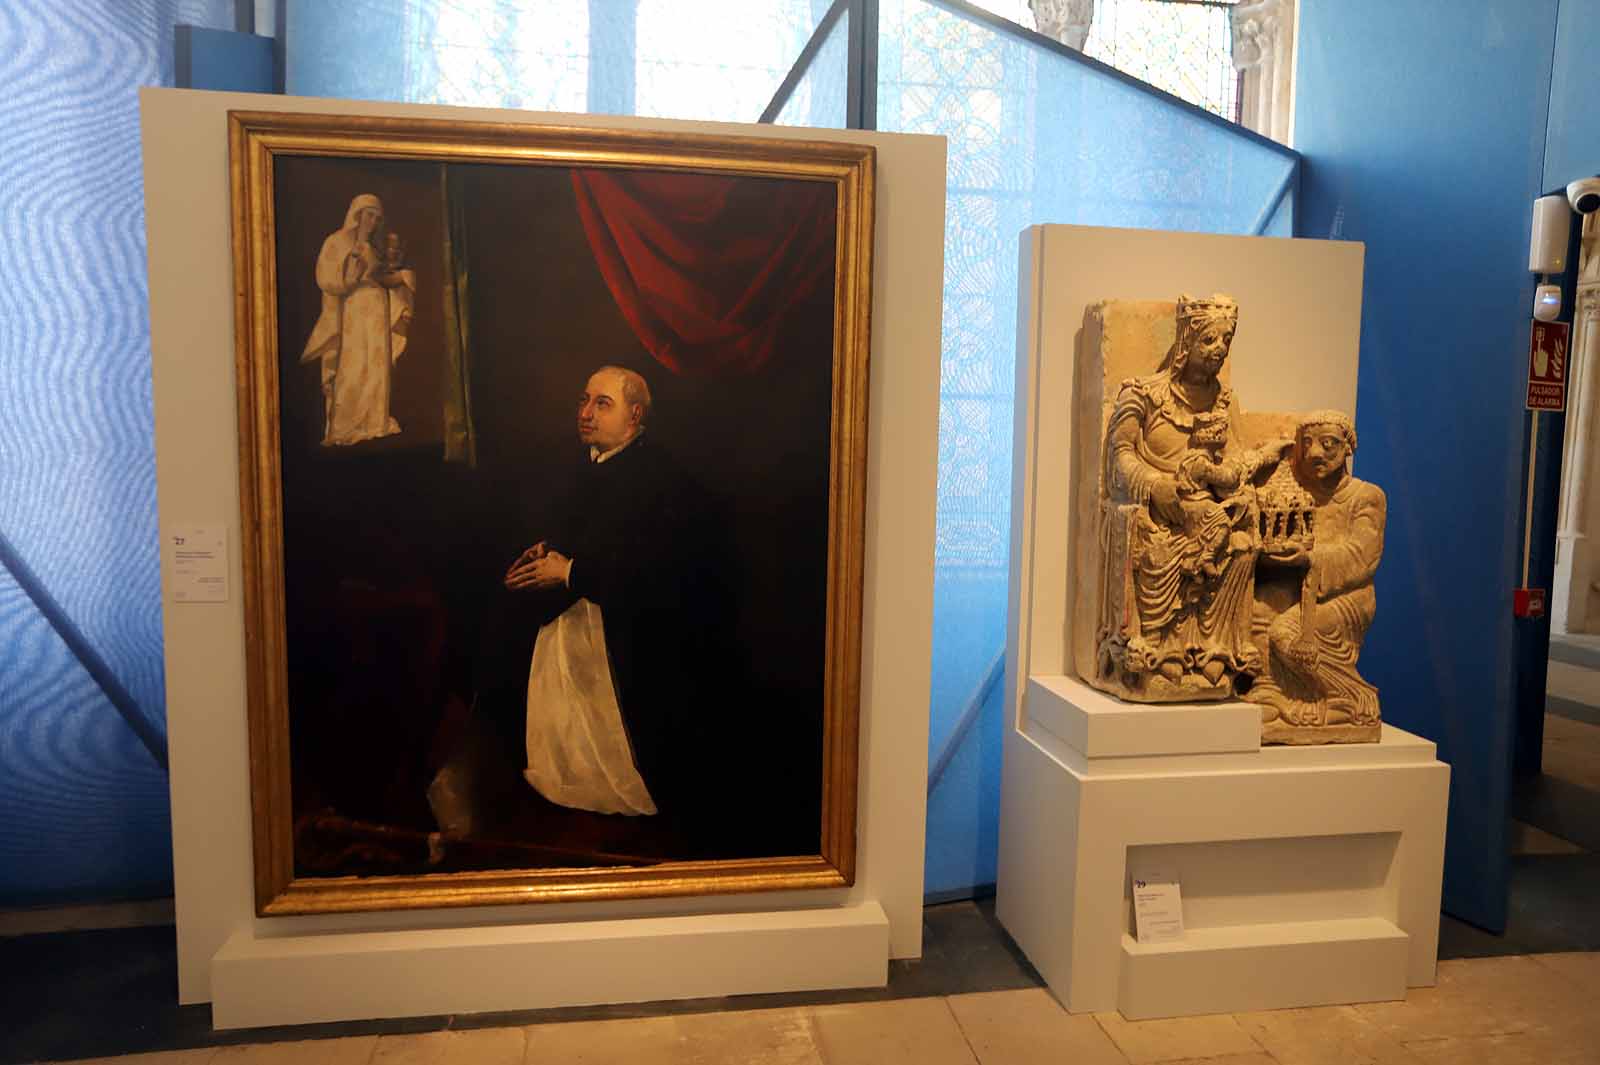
(998, 225, 1450, 1019)
(143, 90, 947, 1028)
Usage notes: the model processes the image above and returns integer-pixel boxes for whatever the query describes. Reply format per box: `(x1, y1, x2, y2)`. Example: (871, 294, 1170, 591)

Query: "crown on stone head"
(1176, 293, 1239, 326)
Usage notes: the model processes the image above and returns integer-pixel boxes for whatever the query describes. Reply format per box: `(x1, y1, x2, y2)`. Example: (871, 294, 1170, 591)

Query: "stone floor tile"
(210, 1035, 379, 1065)
(59, 1052, 218, 1065)
(946, 989, 1126, 1065)
(522, 1015, 682, 1064)
(810, 997, 977, 1065)
(1532, 951, 1600, 993)
(370, 1027, 525, 1065)
(1356, 955, 1588, 1042)
(671, 1007, 825, 1064)
(523, 1009, 824, 1065)
(1511, 819, 1585, 855)
(1233, 1004, 1426, 1065)
(1546, 660, 1600, 707)
(1544, 716, 1600, 791)
(1093, 1011, 1262, 1064)
(1403, 1031, 1600, 1065)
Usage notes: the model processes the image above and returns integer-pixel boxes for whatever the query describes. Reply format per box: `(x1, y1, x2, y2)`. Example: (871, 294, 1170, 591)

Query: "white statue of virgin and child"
(300, 194, 416, 447)
(1092, 294, 1387, 742)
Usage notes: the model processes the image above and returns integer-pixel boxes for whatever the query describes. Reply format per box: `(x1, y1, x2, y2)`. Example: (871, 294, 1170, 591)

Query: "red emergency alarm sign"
(1527, 320, 1570, 411)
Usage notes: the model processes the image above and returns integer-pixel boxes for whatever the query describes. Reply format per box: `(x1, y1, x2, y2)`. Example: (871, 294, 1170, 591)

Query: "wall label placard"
(1131, 869, 1184, 944)
(167, 525, 228, 603)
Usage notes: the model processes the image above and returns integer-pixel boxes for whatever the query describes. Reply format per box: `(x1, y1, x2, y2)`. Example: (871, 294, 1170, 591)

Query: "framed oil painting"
(228, 111, 873, 915)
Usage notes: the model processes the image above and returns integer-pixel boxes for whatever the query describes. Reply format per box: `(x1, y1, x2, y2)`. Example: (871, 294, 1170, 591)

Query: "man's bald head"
(578, 365, 651, 452)
(596, 365, 652, 426)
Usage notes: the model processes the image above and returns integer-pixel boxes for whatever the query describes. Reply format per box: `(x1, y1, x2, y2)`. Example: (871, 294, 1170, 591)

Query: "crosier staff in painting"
(1245, 410, 1386, 738)
(502, 365, 693, 816)
(299, 194, 413, 446)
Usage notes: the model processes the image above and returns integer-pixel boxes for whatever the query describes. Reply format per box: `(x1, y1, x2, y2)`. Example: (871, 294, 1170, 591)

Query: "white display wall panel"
(142, 89, 945, 1024)
(998, 225, 1450, 1019)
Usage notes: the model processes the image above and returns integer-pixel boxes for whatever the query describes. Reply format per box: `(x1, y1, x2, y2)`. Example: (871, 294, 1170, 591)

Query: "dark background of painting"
(271, 156, 836, 876)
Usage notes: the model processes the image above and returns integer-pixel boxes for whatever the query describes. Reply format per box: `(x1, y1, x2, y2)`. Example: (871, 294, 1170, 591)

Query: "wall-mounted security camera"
(1568, 176, 1600, 214)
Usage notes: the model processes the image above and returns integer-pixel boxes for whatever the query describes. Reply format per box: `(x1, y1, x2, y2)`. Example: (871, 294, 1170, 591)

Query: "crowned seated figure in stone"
(1244, 411, 1386, 743)
(1083, 294, 1288, 703)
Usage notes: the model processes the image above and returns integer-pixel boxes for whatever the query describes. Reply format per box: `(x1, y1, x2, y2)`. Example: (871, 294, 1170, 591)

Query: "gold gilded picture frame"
(228, 110, 873, 916)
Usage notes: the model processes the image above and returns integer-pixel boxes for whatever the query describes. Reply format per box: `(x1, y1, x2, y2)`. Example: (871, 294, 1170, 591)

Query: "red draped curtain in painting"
(571, 170, 837, 377)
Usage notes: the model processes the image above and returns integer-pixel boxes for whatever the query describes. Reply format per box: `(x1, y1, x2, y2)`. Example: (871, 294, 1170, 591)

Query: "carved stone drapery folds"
(1554, 213, 1600, 632)
(1031, 0, 1094, 51)
(1072, 296, 1385, 744)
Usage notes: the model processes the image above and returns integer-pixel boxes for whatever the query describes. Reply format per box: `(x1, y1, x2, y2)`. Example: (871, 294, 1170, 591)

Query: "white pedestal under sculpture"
(996, 225, 1449, 1019)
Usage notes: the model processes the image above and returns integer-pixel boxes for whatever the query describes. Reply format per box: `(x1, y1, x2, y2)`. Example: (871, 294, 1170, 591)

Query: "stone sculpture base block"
(1028, 675, 1260, 759)
(997, 674, 1449, 1018)
(1263, 721, 1382, 745)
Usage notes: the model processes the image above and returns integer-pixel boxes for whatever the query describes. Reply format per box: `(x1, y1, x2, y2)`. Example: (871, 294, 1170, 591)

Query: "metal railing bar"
(846, 0, 879, 130)
(927, 648, 1004, 795)
(759, 0, 849, 124)
(1248, 161, 1297, 235)
(0, 529, 168, 771)
(910, 0, 1300, 162)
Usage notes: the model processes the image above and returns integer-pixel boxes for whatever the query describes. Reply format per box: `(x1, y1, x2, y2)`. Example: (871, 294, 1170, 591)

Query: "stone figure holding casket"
(1244, 410, 1386, 743)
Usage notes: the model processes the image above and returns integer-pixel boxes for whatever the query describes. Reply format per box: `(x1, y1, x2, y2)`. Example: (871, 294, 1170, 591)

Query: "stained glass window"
(295, 0, 831, 122)
(959, 0, 1244, 124)
(405, 1, 591, 112)
(1084, 0, 1241, 122)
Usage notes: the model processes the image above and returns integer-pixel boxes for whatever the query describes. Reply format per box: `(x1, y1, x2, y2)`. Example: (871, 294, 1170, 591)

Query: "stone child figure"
(1095, 294, 1285, 701)
(1244, 410, 1386, 743)
(1176, 409, 1251, 580)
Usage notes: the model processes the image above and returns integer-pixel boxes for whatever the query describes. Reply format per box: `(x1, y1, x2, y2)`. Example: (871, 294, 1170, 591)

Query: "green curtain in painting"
(440, 166, 478, 466)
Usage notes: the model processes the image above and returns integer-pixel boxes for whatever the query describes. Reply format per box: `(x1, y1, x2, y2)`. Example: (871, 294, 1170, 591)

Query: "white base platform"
(212, 901, 888, 1029)
(997, 675, 1449, 1019)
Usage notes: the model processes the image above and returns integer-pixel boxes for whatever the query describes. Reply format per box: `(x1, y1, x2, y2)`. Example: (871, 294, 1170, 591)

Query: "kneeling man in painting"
(498, 364, 700, 819)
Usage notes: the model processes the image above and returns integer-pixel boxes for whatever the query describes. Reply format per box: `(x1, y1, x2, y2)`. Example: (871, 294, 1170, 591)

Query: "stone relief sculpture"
(1245, 411, 1386, 743)
(1030, 0, 1094, 50)
(1071, 295, 1384, 744)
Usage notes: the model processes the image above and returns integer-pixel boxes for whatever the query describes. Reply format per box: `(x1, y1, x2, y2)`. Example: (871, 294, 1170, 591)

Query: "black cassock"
(477, 435, 716, 814)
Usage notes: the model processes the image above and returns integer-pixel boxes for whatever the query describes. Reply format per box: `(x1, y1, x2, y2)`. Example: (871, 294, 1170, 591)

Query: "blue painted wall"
(1294, 0, 1560, 930)
(1546, 0, 1600, 191)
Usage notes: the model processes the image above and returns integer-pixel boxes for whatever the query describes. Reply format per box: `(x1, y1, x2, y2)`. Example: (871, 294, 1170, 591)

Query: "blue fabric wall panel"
(0, 574, 174, 903)
(286, 0, 412, 102)
(1546, 0, 1600, 190)
(924, 675, 1003, 896)
(0, 0, 232, 903)
(1295, 0, 1559, 931)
